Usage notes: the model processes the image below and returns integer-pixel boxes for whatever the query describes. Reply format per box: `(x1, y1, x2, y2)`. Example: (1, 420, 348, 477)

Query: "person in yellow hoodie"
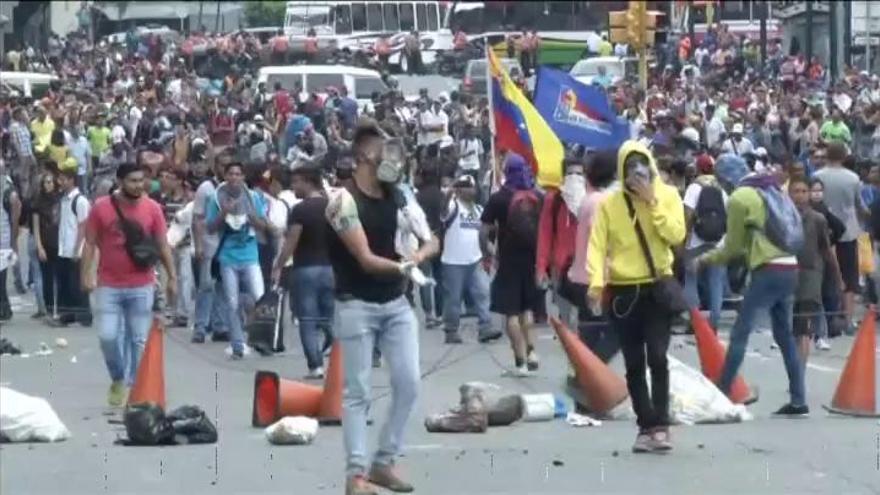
(586, 140, 685, 454)
(30, 106, 55, 156)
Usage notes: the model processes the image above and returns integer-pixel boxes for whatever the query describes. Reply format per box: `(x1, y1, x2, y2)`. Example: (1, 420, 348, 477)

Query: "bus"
(284, 1, 455, 73)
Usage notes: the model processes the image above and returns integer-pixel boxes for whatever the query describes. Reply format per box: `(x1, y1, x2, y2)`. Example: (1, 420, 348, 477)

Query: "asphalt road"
(1, 286, 879, 495)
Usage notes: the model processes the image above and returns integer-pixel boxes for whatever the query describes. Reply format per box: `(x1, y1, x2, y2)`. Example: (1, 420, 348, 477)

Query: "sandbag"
(0, 387, 71, 442)
(666, 355, 753, 425)
(265, 416, 318, 445)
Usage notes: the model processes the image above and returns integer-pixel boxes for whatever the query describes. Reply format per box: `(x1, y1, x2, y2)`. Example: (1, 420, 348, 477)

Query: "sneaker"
(231, 349, 244, 360)
(171, 317, 188, 328)
(426, 317, 442, 329)
(346, 475, 379, 495)
(526, 350, 540, 371)
(372, 354, 382, 368)
(368, 464, 414, 493)
(107, 381, 127, 407)
(815, 338, 831, 351)
(772, 403, 810, 417)
(444, 332, 463, 344)
(632, 431, 653, 453)
(211, 332, 230, 342)
(477, 329, 503, 343)
(513, 365, 531, 377)
(191, 333, 206, 344)
(30, 311, 46, 320)
(305, 367, 325, 380)
(647, 427, 673, 451)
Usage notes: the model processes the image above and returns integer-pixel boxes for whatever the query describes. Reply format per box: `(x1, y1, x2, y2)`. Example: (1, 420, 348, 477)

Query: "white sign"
(854, 36, 880, 46)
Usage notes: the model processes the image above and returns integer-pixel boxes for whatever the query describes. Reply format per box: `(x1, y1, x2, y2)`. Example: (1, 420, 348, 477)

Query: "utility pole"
(214, 1, 221, 33)
(867, 0, 873, 72)
(198, 1, 204, 32)
(805, 0, 813, 62)
(759, 0, 767, 69)
(843, 0, 852, 68)
(829, 0, 838, 82)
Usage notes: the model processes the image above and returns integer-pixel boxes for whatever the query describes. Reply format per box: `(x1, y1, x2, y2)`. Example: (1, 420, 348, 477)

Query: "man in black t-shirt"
(325, 125, 438, 495)
(272, 166, 334, 380)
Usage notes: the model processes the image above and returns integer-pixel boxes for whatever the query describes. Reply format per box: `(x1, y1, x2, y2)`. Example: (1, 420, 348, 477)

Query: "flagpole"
(486, 44, 499, 193)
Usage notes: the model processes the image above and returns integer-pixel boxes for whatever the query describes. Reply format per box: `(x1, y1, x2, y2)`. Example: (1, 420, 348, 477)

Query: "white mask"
(560, 174, 586, 215)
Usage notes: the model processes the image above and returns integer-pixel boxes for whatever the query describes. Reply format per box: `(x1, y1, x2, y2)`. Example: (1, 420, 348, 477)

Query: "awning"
(94, 2, 242, 21)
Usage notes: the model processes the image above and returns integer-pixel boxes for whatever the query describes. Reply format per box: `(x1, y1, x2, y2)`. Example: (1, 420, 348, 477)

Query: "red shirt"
(536, 189, 578, 279)
(275, 89, 292, 119)
(86, 195, 167, 288)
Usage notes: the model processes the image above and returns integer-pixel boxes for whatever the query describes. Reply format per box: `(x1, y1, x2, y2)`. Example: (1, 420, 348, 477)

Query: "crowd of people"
(1, 19, 879, 495)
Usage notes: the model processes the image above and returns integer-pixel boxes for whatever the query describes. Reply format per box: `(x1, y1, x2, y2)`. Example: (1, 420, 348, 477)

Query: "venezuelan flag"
(489, 49, 564, 188)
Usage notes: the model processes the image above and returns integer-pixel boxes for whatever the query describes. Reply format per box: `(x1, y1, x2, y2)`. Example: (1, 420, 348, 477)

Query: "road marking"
(805, 363, 840, 373)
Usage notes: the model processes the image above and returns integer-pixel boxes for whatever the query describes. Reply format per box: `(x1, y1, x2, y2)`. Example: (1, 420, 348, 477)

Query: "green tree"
(243, 1, 287, 28)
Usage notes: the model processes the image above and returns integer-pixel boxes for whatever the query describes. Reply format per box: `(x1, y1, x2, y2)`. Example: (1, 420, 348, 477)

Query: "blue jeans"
(220, 262, 264, 352)
(334, 296, 419, 476)
(442, 262, 492, 336)
(27, 235, 46, 314)
(193, 256, 230, 337)
(720, 267, 806, 406)
(292, 265, 335, 370)
(684, 261, 726, 330)
(95, 285, 155, 385)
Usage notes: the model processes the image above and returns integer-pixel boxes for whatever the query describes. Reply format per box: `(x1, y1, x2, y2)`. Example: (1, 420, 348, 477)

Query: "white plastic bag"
(265, 416, 318, 445)
(0, 387, 71, 442)
(667, 355, 753, 425)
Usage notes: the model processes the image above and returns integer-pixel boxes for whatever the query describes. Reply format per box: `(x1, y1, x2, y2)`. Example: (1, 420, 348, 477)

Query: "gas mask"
(377, 138, 406, 184)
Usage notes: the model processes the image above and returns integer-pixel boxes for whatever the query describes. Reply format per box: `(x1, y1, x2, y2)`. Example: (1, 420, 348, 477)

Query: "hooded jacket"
(585, 141, 685, 291)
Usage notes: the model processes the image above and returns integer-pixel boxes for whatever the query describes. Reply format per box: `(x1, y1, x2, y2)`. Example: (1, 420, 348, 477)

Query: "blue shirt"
(67, 135, 91, 175)
(338, 97, 359, 130)
(205, 190, 267, 266)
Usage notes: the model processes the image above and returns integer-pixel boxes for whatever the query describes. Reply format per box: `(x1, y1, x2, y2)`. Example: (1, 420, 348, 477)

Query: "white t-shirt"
(193, 180, 219, 257)
(458, 138, 483, 171)
(441, 199, 483, 265)
(419, 108, 449, 146)
(58, 188, 90, 259)
(721, 136, 755, 156)
(683, 181, 728, 250)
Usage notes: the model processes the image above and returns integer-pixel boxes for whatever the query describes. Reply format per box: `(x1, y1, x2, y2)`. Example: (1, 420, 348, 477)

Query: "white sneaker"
(770, 342, 779, 350)
(305, 367, 325, 380)
(514, 365, 532, 377)
(815, 338, 831, 351)
(526, 350, 540, 371)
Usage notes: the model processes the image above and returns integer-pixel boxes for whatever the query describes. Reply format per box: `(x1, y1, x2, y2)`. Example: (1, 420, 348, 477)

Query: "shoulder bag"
(111, 195, 160, 269)
(624, 195, 689, 315)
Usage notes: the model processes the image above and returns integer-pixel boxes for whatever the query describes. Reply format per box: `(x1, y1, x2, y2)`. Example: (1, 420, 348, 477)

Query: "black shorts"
(793, 301, 821, 337)
(835, 240, 860, 293)
(490, 260, 541, 316)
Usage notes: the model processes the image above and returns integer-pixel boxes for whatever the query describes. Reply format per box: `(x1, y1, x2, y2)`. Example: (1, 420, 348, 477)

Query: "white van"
(0, 72, 59, 99)
(257, 65, 388, 112)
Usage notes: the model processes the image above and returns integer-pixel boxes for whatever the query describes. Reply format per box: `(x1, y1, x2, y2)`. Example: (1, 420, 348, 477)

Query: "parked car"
(460, 57, 524, 98)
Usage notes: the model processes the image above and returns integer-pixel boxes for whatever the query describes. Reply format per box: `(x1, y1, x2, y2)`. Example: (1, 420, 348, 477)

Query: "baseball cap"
(453, 174, 476, 188)
(732, 123, 744, 134)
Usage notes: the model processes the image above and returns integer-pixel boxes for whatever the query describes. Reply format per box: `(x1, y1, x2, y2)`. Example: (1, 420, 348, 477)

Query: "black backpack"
(693, 184, 726, 243)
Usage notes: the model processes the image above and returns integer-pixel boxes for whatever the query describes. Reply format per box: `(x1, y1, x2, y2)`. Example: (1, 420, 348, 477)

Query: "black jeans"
(0, 269, 10, 320)
(56, 257, 91, 324)
(40, 255, 59, 316)
(608, 284, 671, 430)
(258, 241, 276, 296)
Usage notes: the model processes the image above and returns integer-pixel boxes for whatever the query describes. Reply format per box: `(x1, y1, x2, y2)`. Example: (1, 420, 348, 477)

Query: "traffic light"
(607, 1, 658, 50)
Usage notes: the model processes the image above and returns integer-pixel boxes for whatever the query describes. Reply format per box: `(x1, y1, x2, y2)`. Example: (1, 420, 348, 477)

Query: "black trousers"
(258, 242, 276, 296)
(607, 284, 671, 430)
(56, 257, 91, 324)
(40, 255, 59, 316)
(0, 269, 10, 320)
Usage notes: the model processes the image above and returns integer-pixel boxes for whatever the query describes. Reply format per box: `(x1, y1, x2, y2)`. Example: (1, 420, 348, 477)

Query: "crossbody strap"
(624, 194, 658, 280)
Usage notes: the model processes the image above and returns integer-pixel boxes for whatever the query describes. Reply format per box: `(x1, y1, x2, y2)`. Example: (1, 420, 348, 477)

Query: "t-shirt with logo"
(442, 199, 483, 265)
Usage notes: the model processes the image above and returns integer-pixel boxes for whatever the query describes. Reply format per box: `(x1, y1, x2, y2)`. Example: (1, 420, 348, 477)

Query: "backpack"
(693, 184, 727, 243)
(505, 190, 541, 249)
(757, 187, 804, 254)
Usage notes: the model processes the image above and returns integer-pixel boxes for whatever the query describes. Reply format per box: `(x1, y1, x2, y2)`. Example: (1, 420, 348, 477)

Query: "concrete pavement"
(1, 291, 879, 495)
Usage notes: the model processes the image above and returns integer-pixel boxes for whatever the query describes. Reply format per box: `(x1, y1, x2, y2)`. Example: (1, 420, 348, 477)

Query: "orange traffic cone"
(690, 308, 757, 405)
(127, 319, 166, 410)
(550, 317, 628, 415)
(251, 371, 323, 427)
(824, 308, 879, 417)
(318, 341, 343, 424)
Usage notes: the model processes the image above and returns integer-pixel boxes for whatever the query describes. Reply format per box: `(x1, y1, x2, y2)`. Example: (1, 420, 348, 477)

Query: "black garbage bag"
(0, 338, 21, 355)
(166, 405, 217, 444)
(123, 403, 175, 446)
(247, 289, 285, 356)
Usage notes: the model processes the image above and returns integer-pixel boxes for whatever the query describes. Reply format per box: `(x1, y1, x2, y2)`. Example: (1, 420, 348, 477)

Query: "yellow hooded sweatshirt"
(586, 141, 686, 292)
